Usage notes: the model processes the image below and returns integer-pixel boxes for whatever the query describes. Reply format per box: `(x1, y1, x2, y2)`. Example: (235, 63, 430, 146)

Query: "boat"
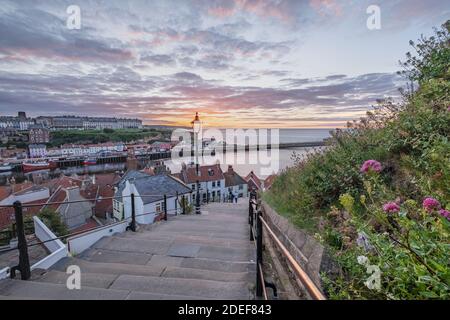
(83, 158, 97, 166)
(22, 161, 57, 173)
(0, 163, 13, 172)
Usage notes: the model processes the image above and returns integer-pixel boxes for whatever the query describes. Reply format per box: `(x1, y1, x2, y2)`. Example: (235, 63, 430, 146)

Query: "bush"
(38, 208, 69, 237)
(265, 21, 450, 299)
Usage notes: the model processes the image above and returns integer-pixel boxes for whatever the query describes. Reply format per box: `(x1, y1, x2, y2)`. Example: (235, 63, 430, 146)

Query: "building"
(224, 165, 248, 200)
(28, 144, 47, 158)
(29, 124, 50, 144)
(150, 142, 172, 152)
(113, 171, 192, 224)
(177, 163, 225, 203)
(245, 171, 263, 192)
(263, 174, 277, 191)
(59, 142, 126, 157)
(0, 112, 34, 131)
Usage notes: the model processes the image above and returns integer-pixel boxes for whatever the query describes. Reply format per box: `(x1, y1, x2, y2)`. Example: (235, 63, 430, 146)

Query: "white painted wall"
(67, 220, 128, 255)
(31, 216, 68, 270)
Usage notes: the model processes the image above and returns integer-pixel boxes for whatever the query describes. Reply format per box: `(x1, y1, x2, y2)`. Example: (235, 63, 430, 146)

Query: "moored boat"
(0, 163, 13, 172)
(22, 161, 57, 173)
(83, 158, 97, 166)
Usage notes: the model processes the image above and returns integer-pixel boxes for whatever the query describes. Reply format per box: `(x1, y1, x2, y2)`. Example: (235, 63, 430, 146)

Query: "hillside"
(264, 21, 450, 299)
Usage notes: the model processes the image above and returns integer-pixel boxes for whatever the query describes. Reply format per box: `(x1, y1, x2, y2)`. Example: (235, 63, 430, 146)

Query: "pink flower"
(383, 202, 400, 213)
(439, 209, 450, 221)
(422, 197, 441, 212)
(360, 160, 382, 173)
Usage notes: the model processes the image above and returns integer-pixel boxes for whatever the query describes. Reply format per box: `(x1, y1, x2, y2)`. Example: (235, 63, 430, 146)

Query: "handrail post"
(249, 198, 254, 241)
(130, 193, 136, 232)
(175, 192, 178, 216)
(164, 194, 168, 221)
(182, 195, 186, 215)
(256, 210, 263, 298)
(13, 201, 31, 280)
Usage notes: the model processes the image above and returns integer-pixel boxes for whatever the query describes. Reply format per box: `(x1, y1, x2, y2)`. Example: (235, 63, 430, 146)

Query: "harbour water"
(1, 129, 331, 180)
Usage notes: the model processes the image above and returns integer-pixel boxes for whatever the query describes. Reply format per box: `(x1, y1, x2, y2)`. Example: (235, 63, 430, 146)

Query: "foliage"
(49, 129, 160, 147)
(264, 21, 450, 299)
(38, 208, 69, 237)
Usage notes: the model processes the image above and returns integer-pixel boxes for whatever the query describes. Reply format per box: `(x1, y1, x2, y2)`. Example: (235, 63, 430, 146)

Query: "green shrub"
(265, 20, 450, 299)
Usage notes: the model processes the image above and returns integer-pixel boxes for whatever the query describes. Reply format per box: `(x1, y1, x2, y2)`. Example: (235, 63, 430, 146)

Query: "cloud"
(0, 8, 133, 63)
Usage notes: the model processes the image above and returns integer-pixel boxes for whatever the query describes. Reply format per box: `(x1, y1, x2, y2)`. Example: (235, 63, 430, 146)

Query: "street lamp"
(196, 180, 201, 214)
(191, 112, 201, 215)
(191, 112, 201, 175)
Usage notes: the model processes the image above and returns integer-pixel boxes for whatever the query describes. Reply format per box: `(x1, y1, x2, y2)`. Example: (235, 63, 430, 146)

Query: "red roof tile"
(179, 164, 224, 184)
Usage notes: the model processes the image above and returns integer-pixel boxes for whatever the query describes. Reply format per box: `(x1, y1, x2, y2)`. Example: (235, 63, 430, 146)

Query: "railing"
(0, 192, 191, 280)
(248, 193, 326, 300)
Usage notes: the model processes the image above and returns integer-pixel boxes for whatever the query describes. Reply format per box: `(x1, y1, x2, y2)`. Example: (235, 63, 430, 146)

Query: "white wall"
(31, 216, 68, 270)
(67, 220, 128, 255)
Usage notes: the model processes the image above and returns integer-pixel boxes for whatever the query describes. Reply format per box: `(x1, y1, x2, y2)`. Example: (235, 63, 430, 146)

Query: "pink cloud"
(309, 0, 342, 16)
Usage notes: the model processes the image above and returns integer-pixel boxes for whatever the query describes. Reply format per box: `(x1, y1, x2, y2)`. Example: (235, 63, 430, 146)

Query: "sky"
(0, 0, 448, 128)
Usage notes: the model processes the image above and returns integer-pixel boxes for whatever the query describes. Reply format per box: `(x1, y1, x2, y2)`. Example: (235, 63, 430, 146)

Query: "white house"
(177, 163, 226, 203)
(28, 144, 47, 158)
(113, 171, 192, 225)
(224, 165, 248, 201)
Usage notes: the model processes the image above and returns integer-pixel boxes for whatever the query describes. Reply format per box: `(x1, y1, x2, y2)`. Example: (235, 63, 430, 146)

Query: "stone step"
(52, 257, 165, 277)
(149, 255, 255, 273)
(110, 274, 252, 299)
(35, 270, 119, 289)
(55, 256, 255, 281)
(115, 232, 252, 248)
(0, 279, 130, 300)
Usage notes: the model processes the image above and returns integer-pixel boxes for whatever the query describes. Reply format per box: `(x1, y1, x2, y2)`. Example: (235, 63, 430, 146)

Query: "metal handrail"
(248, 194, 325, 300)
(259, 215, 326, 300)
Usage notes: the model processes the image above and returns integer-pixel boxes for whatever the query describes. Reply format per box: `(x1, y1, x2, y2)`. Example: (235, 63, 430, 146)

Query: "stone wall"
(261, 201, 338, 296)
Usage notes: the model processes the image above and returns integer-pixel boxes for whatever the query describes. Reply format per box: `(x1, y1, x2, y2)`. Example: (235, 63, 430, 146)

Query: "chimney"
(228, 165, 233, 174)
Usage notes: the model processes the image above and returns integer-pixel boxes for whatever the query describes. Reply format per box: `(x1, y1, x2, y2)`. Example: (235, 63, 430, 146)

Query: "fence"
(248, 192, 326, 300)
(0, 191, 193, 280)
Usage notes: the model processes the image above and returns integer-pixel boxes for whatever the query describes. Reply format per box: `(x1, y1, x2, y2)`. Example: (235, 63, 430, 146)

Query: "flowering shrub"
(266, 21, 450, 299)
(382, 201, 400, 213)
(422, 197, 441, 212)
(360, 160, 382, 174)
(439, 209, 450, 221)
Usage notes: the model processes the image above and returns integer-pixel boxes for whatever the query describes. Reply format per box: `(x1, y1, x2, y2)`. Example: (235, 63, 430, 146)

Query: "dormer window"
(208, 169, 214, 176)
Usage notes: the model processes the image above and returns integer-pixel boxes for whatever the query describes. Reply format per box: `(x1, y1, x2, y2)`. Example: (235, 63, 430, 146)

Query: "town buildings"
(245, 171, 263, 192)
(1, 112, 142, 131)
(28, 144, 47, 158)
(57, 142, 126, 157)
(177, 163, 225, 203)
(28, 124, 50, 144)
(224, 165, 248, 200)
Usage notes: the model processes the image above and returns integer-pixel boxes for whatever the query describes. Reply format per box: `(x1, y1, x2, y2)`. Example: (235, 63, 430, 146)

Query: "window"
(217, 180, 221, 187)
(156, 202, 163, 213)
(212, 191, 216, 198)
(212, 181, 216, 187)
(239, 184, 243, 190)
(191, 184, 195, 190)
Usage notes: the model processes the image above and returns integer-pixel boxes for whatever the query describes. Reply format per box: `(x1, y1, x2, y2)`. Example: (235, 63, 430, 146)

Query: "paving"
(0, 200, 256, 300)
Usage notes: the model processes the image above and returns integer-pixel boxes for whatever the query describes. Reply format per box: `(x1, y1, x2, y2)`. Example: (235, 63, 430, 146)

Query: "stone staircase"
(0, 201, 256, 300)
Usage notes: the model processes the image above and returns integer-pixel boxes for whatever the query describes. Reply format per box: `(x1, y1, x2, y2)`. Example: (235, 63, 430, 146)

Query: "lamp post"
(191, 112, 201, 215)
(196, 180, 201, 214)
(191, 112, 201, 174)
